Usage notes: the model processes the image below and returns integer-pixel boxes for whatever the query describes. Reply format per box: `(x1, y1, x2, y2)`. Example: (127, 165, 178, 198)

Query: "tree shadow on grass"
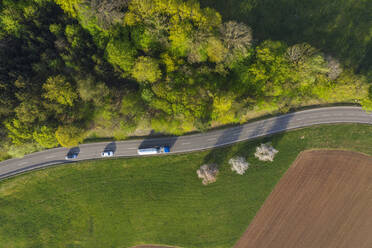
(201, 111, 294, 169)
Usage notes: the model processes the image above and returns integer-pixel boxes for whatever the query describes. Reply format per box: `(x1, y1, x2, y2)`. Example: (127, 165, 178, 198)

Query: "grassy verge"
(1, 124, 372, 248)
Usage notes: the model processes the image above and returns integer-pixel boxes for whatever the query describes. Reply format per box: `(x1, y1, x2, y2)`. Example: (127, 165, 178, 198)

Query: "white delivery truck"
(137, 145, 170, 155)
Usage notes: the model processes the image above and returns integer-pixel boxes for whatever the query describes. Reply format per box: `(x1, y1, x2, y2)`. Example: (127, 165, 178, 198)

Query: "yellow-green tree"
(105, 30, 137, 74)
(206, 37, 227, 63)
(54, 0, 81, 17)
(55, 125, 86, 147)
(211, 95, 236, 124)
(43, 75, 78, 106)
(5, 119, 33, 145)
(33, 126, 59, 148)
(131, 56, 162, 83)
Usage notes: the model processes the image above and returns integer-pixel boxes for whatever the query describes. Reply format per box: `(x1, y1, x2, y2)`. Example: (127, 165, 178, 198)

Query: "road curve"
(1, 106, 371, 180)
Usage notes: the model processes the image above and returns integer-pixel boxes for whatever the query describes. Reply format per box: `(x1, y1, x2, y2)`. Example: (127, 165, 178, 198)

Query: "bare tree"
(82, 0, 130, 29)
(187, 30, 211, 64)
(54, 38, 68, 51)
(286, 43, 317, 64)
(220, 21, 252, 51)
(325, 55, 343, 80)
(219, 21, 252, 63)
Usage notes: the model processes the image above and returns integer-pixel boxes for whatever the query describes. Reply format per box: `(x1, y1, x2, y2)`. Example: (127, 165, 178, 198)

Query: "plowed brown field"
(234, 150, 372, 248)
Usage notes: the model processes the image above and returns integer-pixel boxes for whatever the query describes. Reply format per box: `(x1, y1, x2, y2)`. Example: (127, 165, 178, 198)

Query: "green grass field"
(1, 124, 372, 248)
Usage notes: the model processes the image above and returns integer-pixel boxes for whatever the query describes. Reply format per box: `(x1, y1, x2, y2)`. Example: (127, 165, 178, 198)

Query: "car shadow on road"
(104, 141, 117, 153)
(67, 147, 80, 156)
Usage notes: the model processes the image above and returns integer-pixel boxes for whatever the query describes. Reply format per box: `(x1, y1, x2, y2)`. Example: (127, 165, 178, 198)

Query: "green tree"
(65, 24, 84, 49)
(121, 92, 145, 117)
(33, 126, 59, 148)
(15, 100, 46, 124)
(55, 125, 85, 147)
(132, 56, 162, 83)
(77, 75, 109, 105)
(0, 6, 22, 37)
(105, 29, 137, 74)
(43, 75, 78, 106)
(131, 25, 158, 52)
(169, 23, 193, 57)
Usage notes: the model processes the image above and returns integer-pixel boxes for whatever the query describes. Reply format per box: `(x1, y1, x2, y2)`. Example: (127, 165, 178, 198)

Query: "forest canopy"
(0, 0, 371, 158)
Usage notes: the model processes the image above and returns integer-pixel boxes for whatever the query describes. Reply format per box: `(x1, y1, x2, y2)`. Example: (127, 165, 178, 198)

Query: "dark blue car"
(65, 153, 78, 160)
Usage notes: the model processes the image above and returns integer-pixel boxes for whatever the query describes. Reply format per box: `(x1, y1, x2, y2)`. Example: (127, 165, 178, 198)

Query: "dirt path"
(234, 150, 372, 248)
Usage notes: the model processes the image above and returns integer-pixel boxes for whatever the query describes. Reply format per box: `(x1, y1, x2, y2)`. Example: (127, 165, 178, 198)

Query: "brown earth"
(234, 150, 372, 248)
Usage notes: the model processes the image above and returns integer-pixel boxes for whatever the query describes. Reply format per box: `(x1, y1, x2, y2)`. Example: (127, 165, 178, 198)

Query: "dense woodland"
(0, 0, 371, 158)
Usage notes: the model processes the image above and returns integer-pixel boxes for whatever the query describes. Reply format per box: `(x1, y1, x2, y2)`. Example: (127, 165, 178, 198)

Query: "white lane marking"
(207, 138, 217, 141)
(127, 147, 137, 150)
(181, 142, 191, 145)
(45, 155, 56, 159)
(19, 161, 27, 165)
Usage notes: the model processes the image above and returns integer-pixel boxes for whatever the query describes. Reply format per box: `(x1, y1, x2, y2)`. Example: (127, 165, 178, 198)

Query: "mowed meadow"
(1, 124, 372, 248)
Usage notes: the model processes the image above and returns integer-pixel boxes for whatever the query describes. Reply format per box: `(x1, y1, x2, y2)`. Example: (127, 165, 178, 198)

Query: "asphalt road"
(1, 106, 371, 180)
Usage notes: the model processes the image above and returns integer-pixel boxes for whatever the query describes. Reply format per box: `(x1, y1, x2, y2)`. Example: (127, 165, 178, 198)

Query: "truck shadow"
(138, 131, 178, 152)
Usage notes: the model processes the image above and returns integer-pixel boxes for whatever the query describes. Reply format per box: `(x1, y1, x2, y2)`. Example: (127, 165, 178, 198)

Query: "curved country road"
(1, 106, 372, 180)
